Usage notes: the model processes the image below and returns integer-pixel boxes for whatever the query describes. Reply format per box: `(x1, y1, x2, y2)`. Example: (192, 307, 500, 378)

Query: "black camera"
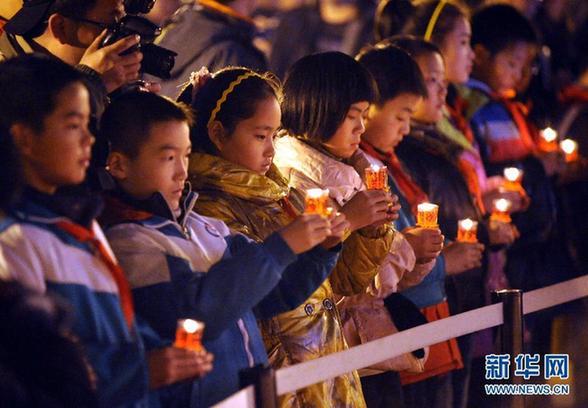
(124, 0, 156, 15)
(100, 15, 176, 79)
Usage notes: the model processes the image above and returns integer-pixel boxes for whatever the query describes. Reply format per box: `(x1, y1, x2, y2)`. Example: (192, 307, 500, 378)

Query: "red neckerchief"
(455, 158, 486, 214)
(55, 221, 135, 330)
(559, 84, 588, 104)
(490, 91, 537, 160)
(360, 140, 428, 217)
(447, 94, 475, 144)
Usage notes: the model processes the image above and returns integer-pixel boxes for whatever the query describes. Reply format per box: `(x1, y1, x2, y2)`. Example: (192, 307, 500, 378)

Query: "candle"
(490, 198, 512, 223)
(417, 202, 439, 228)
(560, 139, 579, 163)
(365, 164, 389, 191)
(503, 167, 524, 191)
(538, 127, 559, 153)
(457, 218, 478, 243)
(305, 188, 330, 217)
(174, 319, 205, 352)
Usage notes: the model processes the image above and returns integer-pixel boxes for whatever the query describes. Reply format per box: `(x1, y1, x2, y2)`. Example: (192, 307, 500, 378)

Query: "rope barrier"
(213, 274, 588, 406)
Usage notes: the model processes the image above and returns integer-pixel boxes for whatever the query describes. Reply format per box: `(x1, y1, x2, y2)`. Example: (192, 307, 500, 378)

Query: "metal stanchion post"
(493, 289, 524, 408)
(240, 364, 278, 408)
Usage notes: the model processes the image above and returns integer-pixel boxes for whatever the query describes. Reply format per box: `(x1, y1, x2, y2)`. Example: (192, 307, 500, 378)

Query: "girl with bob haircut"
(182, 62, 398, 407)
(275, 51, 427, 406)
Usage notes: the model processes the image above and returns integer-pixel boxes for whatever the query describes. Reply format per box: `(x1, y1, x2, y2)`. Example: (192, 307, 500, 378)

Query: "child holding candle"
(356, 41, 493, 408)
(182, 64, 397, 407)
(99, 90, 345, 407)
(0, 55, 212, 408)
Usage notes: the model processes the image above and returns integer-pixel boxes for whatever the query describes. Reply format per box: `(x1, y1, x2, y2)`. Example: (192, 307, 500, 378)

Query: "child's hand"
(402, 226, 444, 264)
(488, 219, 519, 246)
(443, 241, 485, 275)
(279, 214, 332, 254)
(321, 212, 351, 249)
(340, 190, 396, 231)
(147, 347, 214, 389)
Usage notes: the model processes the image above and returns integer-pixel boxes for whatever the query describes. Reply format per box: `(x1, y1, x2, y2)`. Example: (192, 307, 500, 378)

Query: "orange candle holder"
(305, 189, 330, 217)
(365, 165, 389, 191)
(490, 198, 512, 223)
(539, 127, 559, 153)
(457, 218, 478, 243)
(417, 203, 439, 228)
(560, 139, 579, 163)
(174, 319, 205, 352)
(503, 167, 524, 192)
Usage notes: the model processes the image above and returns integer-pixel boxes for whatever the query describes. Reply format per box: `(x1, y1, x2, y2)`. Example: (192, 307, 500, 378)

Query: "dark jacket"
(396, 123, 486, 314)
(269, 4, 375, 79)
(156, 2, 267, 98)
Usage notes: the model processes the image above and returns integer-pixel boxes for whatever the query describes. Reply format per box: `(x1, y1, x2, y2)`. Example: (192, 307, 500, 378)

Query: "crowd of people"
(1, 0, 587, 407)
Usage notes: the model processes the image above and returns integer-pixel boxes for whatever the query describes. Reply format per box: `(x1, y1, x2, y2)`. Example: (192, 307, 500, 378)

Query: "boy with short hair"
(461, 3, 540, 166)
(99, 90, 344, 407)
(0, 54, 206, 408)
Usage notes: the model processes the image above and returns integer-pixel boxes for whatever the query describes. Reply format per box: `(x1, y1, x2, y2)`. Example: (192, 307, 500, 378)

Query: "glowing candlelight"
(305, 189, 330, 217)
(365, 164, 389, 191)
(503, 167, 524, 191)
(491, 198, 512, 223)
(457, 218, 478, 243)
(560, 139, 579, 163)
(417, 202, 439, 228)
(539, 127, 559, 153)
(174, 319, 205, 352)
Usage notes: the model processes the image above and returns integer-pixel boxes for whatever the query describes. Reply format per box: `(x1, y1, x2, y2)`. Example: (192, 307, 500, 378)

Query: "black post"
(492, 289, 524, 408)
(239, 364, 277, 408)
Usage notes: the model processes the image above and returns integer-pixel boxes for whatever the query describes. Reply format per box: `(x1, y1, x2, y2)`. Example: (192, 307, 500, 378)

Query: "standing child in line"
(274, 50, 438, 408)
(184, 64, 398, 408)
(356, 41, 485, 408)
(100, 90, 344, 407)
(0, 54, 209, 408)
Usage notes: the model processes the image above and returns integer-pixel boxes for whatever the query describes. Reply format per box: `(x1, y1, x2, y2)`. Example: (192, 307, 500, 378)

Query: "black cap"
(4, 0, 55, 36)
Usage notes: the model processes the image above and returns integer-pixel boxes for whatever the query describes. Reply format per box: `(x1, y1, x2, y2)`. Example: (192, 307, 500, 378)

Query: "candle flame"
(494, 198, 512, 212)
(417, 202, 438, 212)
(459, 218, 476, 231)
(542, 127, 558, 142)
(182, 319, 204, 334)
(560, 139, 578, 155)
(306, 188, 329, 199)
(503, 167, 522, 182)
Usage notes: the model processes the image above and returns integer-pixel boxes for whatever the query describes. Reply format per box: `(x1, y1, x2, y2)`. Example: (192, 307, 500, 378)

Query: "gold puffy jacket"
(189, 153, 394, 408)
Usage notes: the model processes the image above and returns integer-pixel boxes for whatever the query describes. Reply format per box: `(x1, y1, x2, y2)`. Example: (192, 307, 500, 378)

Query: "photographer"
(0, 0, 143, 106)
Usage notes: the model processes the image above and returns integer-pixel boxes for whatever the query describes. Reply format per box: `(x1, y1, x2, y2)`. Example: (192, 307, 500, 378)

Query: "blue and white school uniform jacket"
(101, 189, 340, 407)
(0, 189, 151, 408)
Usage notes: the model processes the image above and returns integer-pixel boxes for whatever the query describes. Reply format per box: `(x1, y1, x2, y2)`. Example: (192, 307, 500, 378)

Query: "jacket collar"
(100, 184, 198, 229)
(273, 135, 365, 206)
(13, 186, 103, 228)
(188, 152, 290, 204)
(466, 78, 493, 95)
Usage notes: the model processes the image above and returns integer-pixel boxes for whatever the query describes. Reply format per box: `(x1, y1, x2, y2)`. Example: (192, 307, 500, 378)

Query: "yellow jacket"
(189, 152, 394, 408)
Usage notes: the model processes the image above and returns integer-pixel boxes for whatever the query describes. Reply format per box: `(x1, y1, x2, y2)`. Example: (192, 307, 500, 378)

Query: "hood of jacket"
(159, 2, 258, 81)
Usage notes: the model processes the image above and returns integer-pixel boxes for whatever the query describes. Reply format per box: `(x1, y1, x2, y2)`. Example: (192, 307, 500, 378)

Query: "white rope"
(212, 385, 255, 408)
(276, 274, 588, 396)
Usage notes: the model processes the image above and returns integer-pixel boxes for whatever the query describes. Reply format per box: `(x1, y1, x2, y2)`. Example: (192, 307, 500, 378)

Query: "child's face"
(475, 42, 532, 94)
(114, 120, 191, 211)
(413, 53, 447, 124)
(363, 94, 422, 154)
(323, 101, 370, 159)
(440, 16, 474, 84)
(216, 96, 281, 175)
(15, 82, 93, 194)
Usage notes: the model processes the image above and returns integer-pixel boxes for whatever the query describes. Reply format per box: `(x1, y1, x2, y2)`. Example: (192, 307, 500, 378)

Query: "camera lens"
(141, 43, 177, 79)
